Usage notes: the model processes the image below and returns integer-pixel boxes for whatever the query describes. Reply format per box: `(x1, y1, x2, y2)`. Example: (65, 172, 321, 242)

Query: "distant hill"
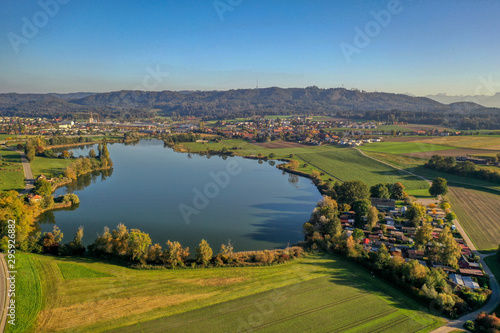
(426, 93, 500, 108)
(1, 88, 499, 122)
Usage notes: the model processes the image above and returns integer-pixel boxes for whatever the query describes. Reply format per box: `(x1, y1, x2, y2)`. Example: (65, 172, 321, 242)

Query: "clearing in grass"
(12, 253, 444, 332)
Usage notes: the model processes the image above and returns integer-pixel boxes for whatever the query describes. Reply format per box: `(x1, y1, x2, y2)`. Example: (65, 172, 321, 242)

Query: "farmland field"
(296, 148, 429, 191)
(445, 187, 500, 252)
(417, 136, 500, 150)
(10, 253, 443, 333)
(0, 146, 25, 192)
(360, 150, 500, 192)
(361, 142, 456, 154)
(115, 276, 440, 333)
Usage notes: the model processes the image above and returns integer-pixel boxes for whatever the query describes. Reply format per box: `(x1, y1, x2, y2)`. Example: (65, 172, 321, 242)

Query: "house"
(29, 194, 43, 203)
(462, 276, 480, 290)
(458, 255, 481, 270)
(449, 273, 465, 287)
(407, 250, 424, 260)
(459, 268, 484, 277)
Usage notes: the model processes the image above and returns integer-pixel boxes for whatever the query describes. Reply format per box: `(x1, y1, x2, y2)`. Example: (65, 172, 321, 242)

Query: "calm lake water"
(40, 140, 322, 252)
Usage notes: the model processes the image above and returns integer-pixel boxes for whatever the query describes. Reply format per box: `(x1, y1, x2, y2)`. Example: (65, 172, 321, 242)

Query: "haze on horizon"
(1, 0, 499, 97)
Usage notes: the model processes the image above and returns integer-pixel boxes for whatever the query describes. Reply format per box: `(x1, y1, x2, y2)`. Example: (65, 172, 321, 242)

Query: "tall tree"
(415, 223, 433, 250)
(370, 184, 390, 199)
(367, 206, 379, 229)
(128, 229, 152, 262)
(338, 180, 370, 205)
(196, 239, 213, 267)
(352, 199, 371, 228)
(438, 226, 461, 268)
(165, 240, 190, 268)
(390, 182, 406, 200)
(429, 177, 448, 196)
(407, 202, 426, 225)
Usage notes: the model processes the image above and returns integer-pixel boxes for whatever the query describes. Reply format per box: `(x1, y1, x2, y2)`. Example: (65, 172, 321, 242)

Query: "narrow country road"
(0, 254, 8, 332)
(354, 147, 500, 332)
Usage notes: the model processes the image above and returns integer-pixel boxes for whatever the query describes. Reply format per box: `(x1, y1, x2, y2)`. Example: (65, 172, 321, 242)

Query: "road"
(0, 254, 8, 332)
(355, 147, 500, 332)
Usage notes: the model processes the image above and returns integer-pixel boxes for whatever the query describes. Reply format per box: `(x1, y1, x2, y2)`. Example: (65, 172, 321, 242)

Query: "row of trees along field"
(425, 155, 500, 184)
(23, 136, 94, 162)
(302, 195, 491, 318)
(32, 223, 303, 268)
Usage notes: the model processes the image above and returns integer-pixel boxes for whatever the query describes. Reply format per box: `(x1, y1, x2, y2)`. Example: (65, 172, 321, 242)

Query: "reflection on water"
(63, 169, 113, 193)
(38, 140, 322, 252)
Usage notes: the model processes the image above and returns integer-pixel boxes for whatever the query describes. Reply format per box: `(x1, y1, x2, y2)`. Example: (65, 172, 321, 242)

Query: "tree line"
(26, 223, 303, 269)
(425, 155, 500, 184)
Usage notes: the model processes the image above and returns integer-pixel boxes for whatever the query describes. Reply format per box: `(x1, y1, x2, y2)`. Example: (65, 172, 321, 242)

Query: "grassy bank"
(10, 253, 444, 332)
(30, 156, 74, 179)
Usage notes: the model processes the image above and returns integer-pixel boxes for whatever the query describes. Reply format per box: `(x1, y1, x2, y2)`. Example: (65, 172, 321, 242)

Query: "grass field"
(361, 142, 457, 154)
(417, 136, 500, 150)
(296, 148, 429, 192)
(484, 254, 500, 315)
(0, 146, 25, 192)
(5, 255, 44, 333)
(57, 263, 114, 279)
(30, 156, 73, 178)
(11, 253, 443, 333)
(446, 187, 500, 252)
(360, 151, 500, 192)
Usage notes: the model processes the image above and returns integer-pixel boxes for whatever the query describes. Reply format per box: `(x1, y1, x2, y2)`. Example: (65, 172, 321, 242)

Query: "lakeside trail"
(355, 147, 500, 332)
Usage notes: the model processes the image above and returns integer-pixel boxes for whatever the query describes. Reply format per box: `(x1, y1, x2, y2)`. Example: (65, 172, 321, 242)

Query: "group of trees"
(23, 136, 96, 162)
(82, 224, 302, 268)
(465, 312, 500, 332)
(63, 143, 112, 179)
(302, 195, 482, 317)
(369, 182, 406, 200)
(425, 155, 500, 184)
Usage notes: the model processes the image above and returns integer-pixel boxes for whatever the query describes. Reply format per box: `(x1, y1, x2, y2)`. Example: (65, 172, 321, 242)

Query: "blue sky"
(1, 0, 499, 95)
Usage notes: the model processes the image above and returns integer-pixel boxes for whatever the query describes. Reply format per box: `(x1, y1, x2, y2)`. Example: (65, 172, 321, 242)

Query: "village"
(342, 197, 486, 291)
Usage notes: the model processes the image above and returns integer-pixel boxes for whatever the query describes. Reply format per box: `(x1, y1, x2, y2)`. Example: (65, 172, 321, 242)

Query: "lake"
(40, 139, 322, 252)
